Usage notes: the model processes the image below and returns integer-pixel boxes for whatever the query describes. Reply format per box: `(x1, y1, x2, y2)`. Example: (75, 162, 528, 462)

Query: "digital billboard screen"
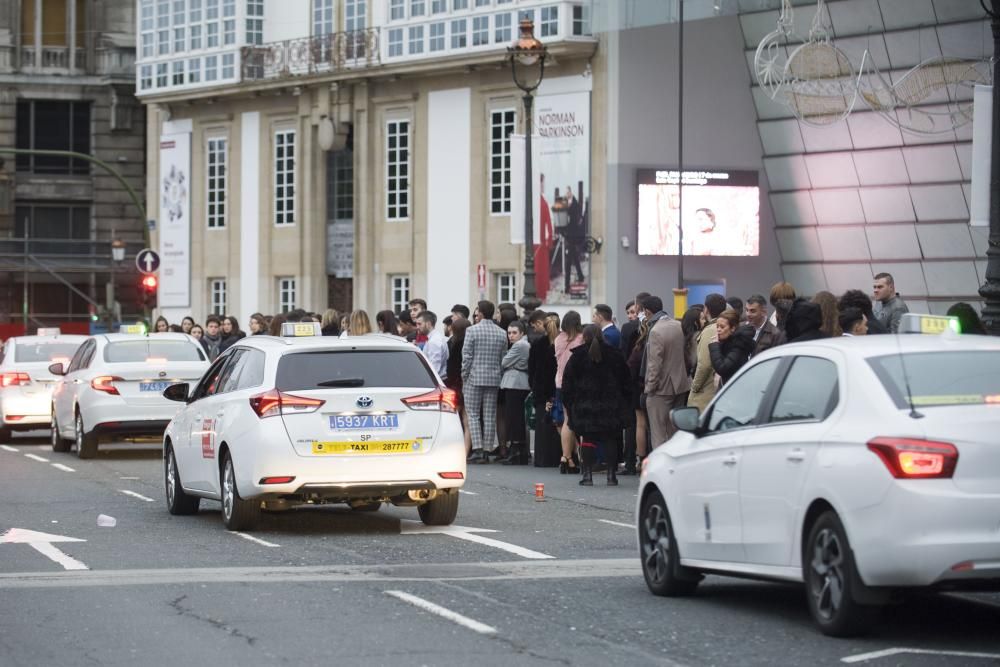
(637, 169, 760, 257)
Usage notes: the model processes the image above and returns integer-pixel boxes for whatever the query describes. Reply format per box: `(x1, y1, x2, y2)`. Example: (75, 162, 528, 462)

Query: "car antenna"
(896, 331, 923, 420)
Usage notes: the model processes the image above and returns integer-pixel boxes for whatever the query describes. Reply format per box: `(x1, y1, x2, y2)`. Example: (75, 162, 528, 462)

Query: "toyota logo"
(356, 395, 373, 409)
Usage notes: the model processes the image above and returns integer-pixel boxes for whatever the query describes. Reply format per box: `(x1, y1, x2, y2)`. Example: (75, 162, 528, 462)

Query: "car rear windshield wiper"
(317, 378, 365, 387)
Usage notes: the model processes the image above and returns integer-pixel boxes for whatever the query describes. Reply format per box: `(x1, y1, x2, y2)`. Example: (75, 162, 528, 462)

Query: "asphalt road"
(2, 431, 999, 667)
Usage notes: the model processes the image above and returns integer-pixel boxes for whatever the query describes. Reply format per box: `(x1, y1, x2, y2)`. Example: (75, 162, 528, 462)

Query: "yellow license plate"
(312, 440, 423, 455)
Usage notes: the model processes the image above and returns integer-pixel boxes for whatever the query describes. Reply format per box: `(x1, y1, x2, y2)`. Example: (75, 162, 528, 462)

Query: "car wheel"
(349, 501, 382, 512)
(221, 453, 260, 531)
(75, 412, 98, 459)
(165, 445, 200, 515)
(640, 489, 701, 596)
(804, 511, 879, 637)
(417, 489, 459, 526)
(51, 413, 70, 453)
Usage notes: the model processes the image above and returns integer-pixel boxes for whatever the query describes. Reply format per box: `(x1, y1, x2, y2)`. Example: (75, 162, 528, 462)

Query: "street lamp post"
(979, 0, 1000, 335)
(108, 237, 125, 331)
(508, 19, 547, 316)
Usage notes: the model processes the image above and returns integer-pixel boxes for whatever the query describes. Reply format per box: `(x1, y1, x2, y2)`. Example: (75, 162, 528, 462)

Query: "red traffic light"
(141, 275, 158, 291)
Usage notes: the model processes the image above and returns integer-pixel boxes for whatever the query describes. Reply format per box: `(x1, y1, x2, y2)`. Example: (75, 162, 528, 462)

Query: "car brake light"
(259, 476, 295, 485)
(248, 389, 325, 418)
(91, 376, 123, 395)
(146, 357, 168, 364)
(438, 472, 464, 479)
(402, 388, 458, 413)
(0, 372, 30, 387)
(867, 437, 958, 479)
(5, 415, 25, 421)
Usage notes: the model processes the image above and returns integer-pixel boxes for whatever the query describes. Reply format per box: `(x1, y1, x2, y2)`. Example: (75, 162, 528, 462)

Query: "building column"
(239, 111, 261, 320)
(68, 0, 76, 70)
(33, 0, 42, 68)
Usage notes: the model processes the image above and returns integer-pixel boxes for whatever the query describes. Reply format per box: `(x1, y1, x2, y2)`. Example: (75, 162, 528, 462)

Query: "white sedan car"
(161, 325, 466, 531)
(51, 332, 209, 458)
(0, 332, 86, 442)
(638, 326, 1000, 637)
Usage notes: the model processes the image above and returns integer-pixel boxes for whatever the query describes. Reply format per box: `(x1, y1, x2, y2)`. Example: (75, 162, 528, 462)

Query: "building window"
(496, 272, 517, 304)
(189, 0, 202, 23)
(172, 60, 185, 85)
(429, 22, 445, 51)
(223, 0, 235, 18)
(388, 28, 403, 57)
(210, 278, 227, 316)
(572, 5, 591, 35)
(223, 19, 235, 44)
(188, 57, 201, 82)
(327, 149, 354, 221)
(494, 12, 511, 43)
(278, 277, 297, 313)
(489, 109, 515, 214)
(390, 275, 410, 314)
(157, 0, 170, 27)
(207, 21, 219, 47)
(475, 0, 490, 7)
(156, 62, 168, 86)
(141, 0, 155, 57)
(431, 0, 446, 12)
(275, 130, 296, 225)
(140, 65, 153, 90)
(158, 29, 170, 55)
(141, 33, 154, 58)
(518, 8, 534, 23)
(206, 0, 219, 19)
(472, 15, 488, 45)
(390, 0, 404, 20)
(206, 137, 227, 228)
(247, 0, 263, 44)
(386, 119, 410, 221)
(408, 26, 424, 54)
(16, 101, 91, 175)
(190, 24, 202, 48)
(174, 27, 185, 51)
(540, 6, 558, 37)
(450, 19, 466, 48)
(345, 0, 366, 31)
(314, 0, 333, 35)
(453, 0, 467, 9)
(410, 0, 425, 16)
(205, 54, 217, 80)
(222, 52, 234, 78)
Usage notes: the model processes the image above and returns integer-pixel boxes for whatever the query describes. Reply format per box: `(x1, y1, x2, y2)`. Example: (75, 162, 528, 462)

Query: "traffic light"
(140, 274, 158, 308)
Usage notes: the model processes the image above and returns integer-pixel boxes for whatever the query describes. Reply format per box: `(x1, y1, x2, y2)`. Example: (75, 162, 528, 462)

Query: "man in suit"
(746, 294, 786, 357)
(592, 304, 620, 348)
(641, 295, 691, 449)
(462, 300, 509, 464)
(619, 292, 650, 359)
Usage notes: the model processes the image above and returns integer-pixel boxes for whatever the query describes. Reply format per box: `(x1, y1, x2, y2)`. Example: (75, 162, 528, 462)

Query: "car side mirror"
(163, 382, 190, 402)
(48, 362, 65, 376)
(671, 406, 701, 434)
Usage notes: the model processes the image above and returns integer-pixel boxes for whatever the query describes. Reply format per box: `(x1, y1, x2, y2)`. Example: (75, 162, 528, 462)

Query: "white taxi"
(0, 329, 86, 442)
(638, 314, 1000, 637)
(161, 323, 466, 531)
(50, 330, 209, 458)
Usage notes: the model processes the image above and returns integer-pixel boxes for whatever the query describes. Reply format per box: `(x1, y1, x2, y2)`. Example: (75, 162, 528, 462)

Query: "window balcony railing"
(19, 46, 85, 72)
(241, 28, 379, 81)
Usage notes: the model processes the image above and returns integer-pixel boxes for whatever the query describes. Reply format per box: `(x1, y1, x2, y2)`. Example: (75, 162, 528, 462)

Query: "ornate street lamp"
(508, 19, 547, 315)
(979, 0, 1000, 335)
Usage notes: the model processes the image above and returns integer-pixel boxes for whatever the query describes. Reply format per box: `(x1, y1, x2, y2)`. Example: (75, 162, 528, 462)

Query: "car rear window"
(104, 340, 206, 363)
(867, 351, 1000, 409)
(15, 342, 82, 363)
(276, 350, 436, 391)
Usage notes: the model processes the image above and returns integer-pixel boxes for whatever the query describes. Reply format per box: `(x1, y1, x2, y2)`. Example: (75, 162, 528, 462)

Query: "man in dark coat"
(785, 298, 827, 342)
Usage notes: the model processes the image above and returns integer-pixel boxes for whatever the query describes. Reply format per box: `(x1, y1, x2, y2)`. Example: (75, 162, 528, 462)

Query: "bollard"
(534, 483, 545, 502)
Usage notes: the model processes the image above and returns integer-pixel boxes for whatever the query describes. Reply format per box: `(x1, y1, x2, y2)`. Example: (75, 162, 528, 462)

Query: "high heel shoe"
(559, 457, 568, 474)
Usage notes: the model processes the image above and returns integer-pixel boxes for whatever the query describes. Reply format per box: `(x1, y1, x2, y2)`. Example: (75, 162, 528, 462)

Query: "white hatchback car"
(50, 332, 209, 458)
(638, 325, 1000, 637)
(161, 325, 466, 531)
(0, 332, 86, 442)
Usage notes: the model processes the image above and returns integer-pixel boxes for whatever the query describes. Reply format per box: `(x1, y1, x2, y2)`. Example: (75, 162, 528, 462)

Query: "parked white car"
(161, 325, 466, 531)
(0, 331, 86, 442)
(50, 332, 209, 458)
(638, 325, 1000, 637)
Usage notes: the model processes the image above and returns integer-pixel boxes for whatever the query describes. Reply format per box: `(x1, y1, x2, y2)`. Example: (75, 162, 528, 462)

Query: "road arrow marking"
(400, 520, 554, 560)
(842, 648, 1000, 663)
(233, 532, 280, 548)
(385, 590, 497, 635)
(597, 519, 633, 528)
(1, 445, 18, 452)
(52, 463, 75, 473)
(24, 453, 49, 463)
(1, 528, 88, 571)
(119, 490, 155, 502)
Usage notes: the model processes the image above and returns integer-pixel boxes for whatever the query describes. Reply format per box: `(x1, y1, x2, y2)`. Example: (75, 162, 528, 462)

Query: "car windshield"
(14, 342, 82, 363)
(276, 350, 435, 391)
(104, 340, 206, 363)
(867, 351, 1000, 409)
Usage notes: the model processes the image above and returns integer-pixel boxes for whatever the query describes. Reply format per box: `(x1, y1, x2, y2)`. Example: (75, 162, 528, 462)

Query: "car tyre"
(640, 489, 701, 596)
(221, 453, 260, 531)
(804, 511, 879, 637)
(51, 413, 71, 453)
(165, 444, 200, 515)
(75, 411, 98, 459)
(349, 501, 382, 512)
(417, 489, 459, 526)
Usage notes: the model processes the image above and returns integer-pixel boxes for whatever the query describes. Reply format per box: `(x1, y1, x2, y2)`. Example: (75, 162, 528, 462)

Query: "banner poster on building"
(158, 132, 191, 308)
(533, 90, 591, 305)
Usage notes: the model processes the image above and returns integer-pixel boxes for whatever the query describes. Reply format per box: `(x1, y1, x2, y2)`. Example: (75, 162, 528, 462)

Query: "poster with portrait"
(158, 132, 191, 308)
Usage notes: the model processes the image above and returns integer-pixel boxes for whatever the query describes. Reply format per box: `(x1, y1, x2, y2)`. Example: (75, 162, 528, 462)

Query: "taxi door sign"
(201, 419, 215, 458)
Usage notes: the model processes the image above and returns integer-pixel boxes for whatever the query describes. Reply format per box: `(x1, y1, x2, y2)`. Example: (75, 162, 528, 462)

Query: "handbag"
(524, 392, 537, 430)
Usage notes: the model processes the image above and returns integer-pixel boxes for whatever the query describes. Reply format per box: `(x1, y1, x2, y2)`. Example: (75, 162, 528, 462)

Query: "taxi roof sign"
(281, 322, 322, 337)
(120, 323, 148, 335)
(898, 313, 960, 335)
(36, 327, 61, 336)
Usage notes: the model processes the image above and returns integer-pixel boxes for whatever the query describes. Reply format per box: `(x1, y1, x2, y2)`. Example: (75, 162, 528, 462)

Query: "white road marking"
(842, 648, 1000, 663)
(385, 590, 497, 635)
(233, 532, 280, 548)
(597, 519, 633, 529)
(119, 490, 155, 502)
(24, 453, 50, 463)
(444, 531, 556, 560)
(51, 463, 76, 472)
(119, 476, 140, 480)
(400, 520, 555, 560)
(1, 528, 88, 572)
(458, 489, 478, 495)
(28, 542, 89, 571)
(1, 445, 18, 452)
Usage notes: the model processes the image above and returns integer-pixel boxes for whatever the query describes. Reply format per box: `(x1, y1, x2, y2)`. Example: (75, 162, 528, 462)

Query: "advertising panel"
(158, 132, 191, 308)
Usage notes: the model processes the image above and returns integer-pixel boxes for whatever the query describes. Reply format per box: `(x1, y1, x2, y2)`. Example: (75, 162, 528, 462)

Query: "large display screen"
(637, 169, 760, 257)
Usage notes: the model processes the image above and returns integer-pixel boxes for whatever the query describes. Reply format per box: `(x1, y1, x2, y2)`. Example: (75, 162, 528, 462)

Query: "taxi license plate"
(331, 414, 399, 430)
(140, 381, 172, 392)
(312, 440, 422, 455)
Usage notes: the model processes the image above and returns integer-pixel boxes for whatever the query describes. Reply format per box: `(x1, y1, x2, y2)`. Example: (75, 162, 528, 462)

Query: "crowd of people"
(149, 271, 989, 488)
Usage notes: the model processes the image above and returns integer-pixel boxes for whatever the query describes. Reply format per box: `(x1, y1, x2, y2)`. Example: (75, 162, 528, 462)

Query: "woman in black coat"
(561, 324, 632, 486)
(218, 316, 246, 353)
(709, 308, 756, 386)
(527, 311, 560, 468)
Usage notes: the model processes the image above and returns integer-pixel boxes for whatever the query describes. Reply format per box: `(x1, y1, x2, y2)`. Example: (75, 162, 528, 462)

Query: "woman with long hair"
(248, 312, 267, 335)
(154, 316, 169, 333)
(376, 310, 400, 336)
(445, 317, 473, 456)
(219, 315, 246, 353)
(946, 302, 987, 335)
(180, 316, 194, 334)
(562, 325, 631, 486)
(349, 310, 373, 336)
(499, 320, 531, 465)
(321, 309, 340, 336)
(268, 313, 286, 336)
(527, 310, 560, 467)
(681, 306, 705, 379)
(553, 310, 584, 473)
(709, 308, 756, 386)
(189, 324, 204, 342)
(626, 318, 651, 465)
(812, 290, 842, 338)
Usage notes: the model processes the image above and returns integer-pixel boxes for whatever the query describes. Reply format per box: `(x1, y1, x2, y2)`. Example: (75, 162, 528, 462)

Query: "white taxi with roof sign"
(0, 329, 86, 442)
(50, 330, 209, 458)
(161, 323, 466, 530)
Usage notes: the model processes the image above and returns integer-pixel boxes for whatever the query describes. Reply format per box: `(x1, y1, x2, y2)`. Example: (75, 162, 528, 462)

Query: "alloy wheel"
(809, 527, 845, 621)
(75, 414, 83, 452)
(222, 460, 235, 522)
(50, 415, 58, 448)
(165, 450, 176, 508)
(642, 502, 671, 585)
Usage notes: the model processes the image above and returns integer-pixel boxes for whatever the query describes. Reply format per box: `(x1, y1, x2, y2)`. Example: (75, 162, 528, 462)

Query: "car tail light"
(249, 389, 325, 418)
(438, 472, 464, 479)
(5, 415, 24, 421)
(402, 388, 458, 413)
(91, 376, 123, 395)
(867, 437, 958, 479)
(0, 372, 30, 387)
(259, 476, 295, 485)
